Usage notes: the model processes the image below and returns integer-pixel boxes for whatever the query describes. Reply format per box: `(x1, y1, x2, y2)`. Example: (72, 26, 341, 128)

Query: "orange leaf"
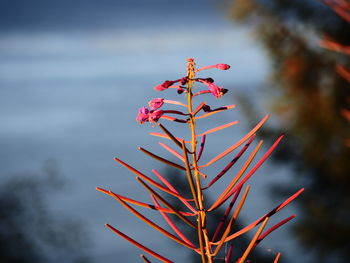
(112, 193, 196, 249)
(208, 140, 263, 211)
(203, 134, 256, 190)
(212, 188, 304, 244)
(138, 147, 186, 171)
(151, 195, 197, 249)
(159, 142, 184, 162)
(106, 224, 174, 263)
(274, 252, 282, 263)
(237, 217, 269, 263)
(213, 185, 250, 256)
(149, 132, 191, 144)
(192, 101, 207, 116)
(200, 114, 269, 167)
(96, 187, 195, 216)
(195, 105, 236, 120)
(196, 121, 239, 137)
(152, 169, 197, 213)
(137, 177, 197, 229)
(209, 134, 284, 211)
(114, 158, 189, 200)
(164, 99, 187, 107)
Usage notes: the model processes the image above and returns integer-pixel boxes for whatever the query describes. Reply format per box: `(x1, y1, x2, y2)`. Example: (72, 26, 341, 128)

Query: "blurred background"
(0, 0, 349, 262)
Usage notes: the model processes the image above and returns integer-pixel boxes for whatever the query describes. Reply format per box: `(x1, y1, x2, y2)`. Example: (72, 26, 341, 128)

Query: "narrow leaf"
(197, 169, 208, 179)
(140, 254, 152, 263)
(274, 252, 282, 263)
(255, 215, 296, 246)
(196, 121, 239, 137)
(203, 134, 256, 190)
(151, 196, 197, 249)
(192, 101, 207, 116)
(96, 188, 195, 216)
(114, 158, 189, 200)
(225, 244, 233, 263)
(237, 217, 269, 263)
(320, 38, 350, 55)
(152, 169, 197, 213)
(193, 90, 211, 97)
(333, 5, 350, 23)
(213, 188, 304, 244)
(195, 105, 236, 120)
(208, 140, 263, 212)
(164, 99, 187, 107)
(211, 186, 242, 242)
(213, 185, 250, 256)
(112, 193, 196, 249)
(136, 177, 197, 229)
(158, 123, 184, 149)
(337, 65, 350, 82)
(138, 147, 186, 171)
(160, 115, 188, 123)
(200, 114, 269, 167)
(196, 134, 206, 162)
(159, 142, 184, 162)
(106, 224, 174, 263)
(210, 134, 284, 211)
(163, 110, 189, 116)
(149, 132, 190, 144)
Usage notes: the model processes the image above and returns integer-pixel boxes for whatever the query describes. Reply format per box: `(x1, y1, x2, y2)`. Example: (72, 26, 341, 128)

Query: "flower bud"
(215, 64, 230, 70)
(136, 107, 150, 124)
(148, 98, 164, 110)
(202, 104, 211, 112)
(149, 110, 164, 122)
(154, 80, 176, 91)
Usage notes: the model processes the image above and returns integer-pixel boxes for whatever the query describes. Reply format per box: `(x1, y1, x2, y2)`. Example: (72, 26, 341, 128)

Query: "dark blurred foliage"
(0, 160, 91, 263)
(225, 0, 350, 262)
(162, 168, 278, 263)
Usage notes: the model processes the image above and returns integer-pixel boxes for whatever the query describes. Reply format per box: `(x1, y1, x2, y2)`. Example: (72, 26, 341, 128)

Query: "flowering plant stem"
(98, 58, 303, 263)
(187, 59, 211, 263)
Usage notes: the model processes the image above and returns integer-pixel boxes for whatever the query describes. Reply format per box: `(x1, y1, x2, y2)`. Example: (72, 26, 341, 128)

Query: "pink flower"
(148, 98, 164, 110)
(196, 77, 214, 83)
(197, 63, 231, 72)
(136, 107, 150, 124)
(149, 110, 164, 122)
(215, 64, 231, 70)
(154, 80, 177, 91)
(153, 78, 188, 91)
(136, 107, 164, 124)
(208, 83, 228, 98)
(196, 78, 228, 99)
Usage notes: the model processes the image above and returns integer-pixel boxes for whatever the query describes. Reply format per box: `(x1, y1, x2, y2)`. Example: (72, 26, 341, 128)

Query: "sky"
(0, 1, 302, 262)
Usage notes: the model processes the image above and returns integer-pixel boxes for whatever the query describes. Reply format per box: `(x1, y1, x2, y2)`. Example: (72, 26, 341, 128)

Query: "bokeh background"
(0, 0, 349, 262)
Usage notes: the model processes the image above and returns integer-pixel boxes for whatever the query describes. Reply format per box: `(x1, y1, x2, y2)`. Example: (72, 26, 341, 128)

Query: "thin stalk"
(182, 140, 199, 209)
(187, 58, 211, 263)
